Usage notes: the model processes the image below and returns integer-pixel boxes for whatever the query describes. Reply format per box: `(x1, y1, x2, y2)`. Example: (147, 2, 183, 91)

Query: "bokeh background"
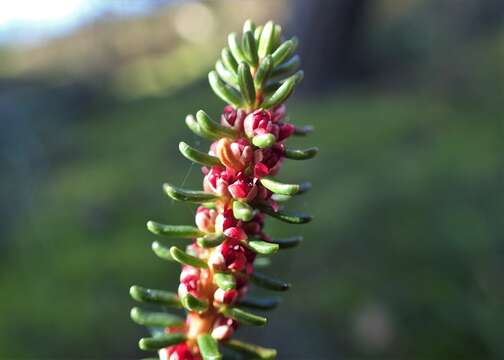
(1, 0, 503, 359)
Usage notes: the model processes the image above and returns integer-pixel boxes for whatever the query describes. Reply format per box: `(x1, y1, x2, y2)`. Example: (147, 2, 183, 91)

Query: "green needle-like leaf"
(196, 110, 239, 139)
(254, 55, 272, 88)
(271, 37, 297, 67)
(258, 21, 275, 58)
(284, 146, 319, 160)
(209, 71, 243, 108)
(238, 62, 256, 108)
(215, 60, 239, 88)
(223, 339, 277, 360)
(130, 307, 184, 328)
(151, 241, 174, 261)
(252, 133, 276, 148)
(197, 233, 224, 248)
(232, 200, 254, 222)
(248, 240, 279, 255)
(163, 183, 220, 203)
(260, 177, 300, 195)
(270, 55, 300, 79)
(138, 333, 186, 351)
(170, 246, 208, 268)
(197, 334, 222, 360)
(186, 114, 217, 140)
(239, 295, 280, 310)
(271, 194, 291, 202)
(254, 25, 263, 43)
(221, 48, 238, 74)
(257, 204, 312, 224)
(261, 74, 297, 109)
(298, 181, 312, 194)
(129, 285, 181, 307)
(272, 24, 282, 50)
(243, 19, 256, 34)
(181, 293, 209, 313)
(254, 257, 271, 268)
(179, 141, 222, 167)
(264, 236, 303, 249)
(293, 125, 314, 136)
(251, 271, 290, 291)
(147, 220, 204, 238)
(223, 307, 267, 326)
(227, 32, 247, 64)
(214, 272, 236, 290)
(242, 31, 259, 67)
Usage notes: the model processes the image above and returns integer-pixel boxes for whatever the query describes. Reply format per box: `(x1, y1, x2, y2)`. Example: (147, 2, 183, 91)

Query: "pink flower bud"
(217, 239, 256, 272)
(223, 226, 247, 241)
(221, 105, 246, 132)
(228, 178, 258, 201)
(215, 138, 253, 171)
(244, 109, 280, 140)
(195, 206, 217, 233)
(271, 104, 286, 122)
(213, 287, 239, 305)
(215, 209, 237, 233)
(160, 343, 201, 360)
(278, 123, 295, 141)
(211, 316, 238, 340)
(253, 162, 270, 178)
(240, 213, 265, 237)
(203, 166, 232, 197)
(178, 266, 200, 298)
(258, 143, 284, 176)
(208, 247, 226, 271)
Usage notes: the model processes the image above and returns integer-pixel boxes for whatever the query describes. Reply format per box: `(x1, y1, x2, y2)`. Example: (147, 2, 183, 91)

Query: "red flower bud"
(159, 343, 201, 360)
(278, 123, 295, 142)
(203, 166, 233, 197)
(244, 109, 280, 140)
(215, 209, 237, 233)
(211, 316, 238, 340)
(214, 138, 253, 171)
(195, 206, 217, 233)
(271, 104, 286, 122)
(178, 266, 201, 298)
(255, 144, 284, 177)
(228, 178, 258, 201)
(253, 162, 270, 178)
(217, 239, 256, 272)
(240, 213, 265, 237)
(213, 287, 239, 305)
(223, 226, 247, 241)
(221, 105, 246, 132)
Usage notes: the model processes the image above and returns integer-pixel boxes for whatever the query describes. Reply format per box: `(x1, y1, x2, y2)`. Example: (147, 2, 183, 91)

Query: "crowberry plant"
(130, 20, 317, 360)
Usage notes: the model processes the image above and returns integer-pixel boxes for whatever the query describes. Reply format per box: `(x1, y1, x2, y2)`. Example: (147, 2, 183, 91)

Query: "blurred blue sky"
(0, 0, 176, 46)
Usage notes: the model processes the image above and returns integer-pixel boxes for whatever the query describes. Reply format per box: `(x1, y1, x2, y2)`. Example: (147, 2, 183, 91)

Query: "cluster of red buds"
(130, 19, 317, 360)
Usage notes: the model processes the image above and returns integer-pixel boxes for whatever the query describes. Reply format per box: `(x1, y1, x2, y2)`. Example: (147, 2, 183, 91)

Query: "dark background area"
(0, 0, 503, 358)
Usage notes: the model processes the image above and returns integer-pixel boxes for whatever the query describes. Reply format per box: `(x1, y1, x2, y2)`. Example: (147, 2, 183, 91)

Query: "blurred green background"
(0, 0, 503, 359)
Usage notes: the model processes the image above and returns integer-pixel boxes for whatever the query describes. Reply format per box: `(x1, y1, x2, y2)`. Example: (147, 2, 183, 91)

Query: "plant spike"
(130, 20, 316, 359)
